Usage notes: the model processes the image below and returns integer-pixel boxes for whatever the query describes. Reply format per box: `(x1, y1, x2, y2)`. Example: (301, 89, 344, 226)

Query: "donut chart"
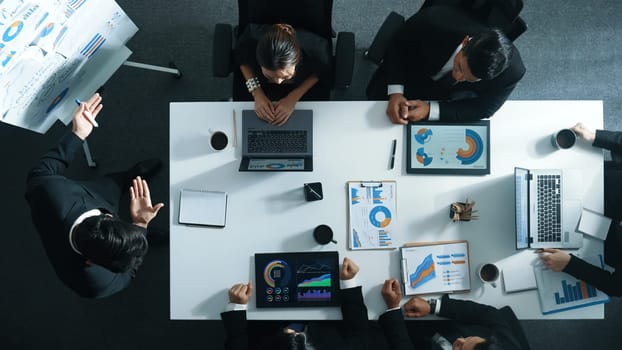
(369, 206, 392, 228)
(415, 128, 433, 144)
(455, 129, 484, 165)
(416, 147, 433, 166)
(263, 260, 291, 288)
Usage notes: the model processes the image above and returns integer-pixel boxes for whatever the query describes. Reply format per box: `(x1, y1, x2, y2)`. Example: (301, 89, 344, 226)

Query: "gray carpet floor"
(1, 0, 621, 349)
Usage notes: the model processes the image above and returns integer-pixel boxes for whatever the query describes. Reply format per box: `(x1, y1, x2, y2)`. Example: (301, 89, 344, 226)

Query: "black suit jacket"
(24, 132, 140, 298)
(368, 5, 526, 122)
(220, 286, 369, 350)
(379, 295, 529, 350)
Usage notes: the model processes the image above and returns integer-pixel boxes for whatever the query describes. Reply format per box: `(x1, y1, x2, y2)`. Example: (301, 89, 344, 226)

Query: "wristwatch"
(427, 298, 437, 314)
(245, 76, 261, 93)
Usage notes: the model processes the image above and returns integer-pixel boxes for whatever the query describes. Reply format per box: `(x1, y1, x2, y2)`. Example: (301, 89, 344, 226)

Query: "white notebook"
(503, 264, 537, 293)
(179, 189, 227, 227)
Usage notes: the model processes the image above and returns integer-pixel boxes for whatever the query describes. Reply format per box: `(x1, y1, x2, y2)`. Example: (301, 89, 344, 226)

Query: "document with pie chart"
(347, 181, 396, 250)
(406, 121, 490, 175)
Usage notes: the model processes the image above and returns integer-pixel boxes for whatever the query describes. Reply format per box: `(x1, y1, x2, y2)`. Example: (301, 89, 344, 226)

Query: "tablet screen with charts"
(406, 121, 490, 175)
(254, 251, 340, 308)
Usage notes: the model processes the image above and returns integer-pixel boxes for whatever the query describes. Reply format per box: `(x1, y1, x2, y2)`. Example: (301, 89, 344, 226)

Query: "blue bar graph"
(555, 279, 597, 305)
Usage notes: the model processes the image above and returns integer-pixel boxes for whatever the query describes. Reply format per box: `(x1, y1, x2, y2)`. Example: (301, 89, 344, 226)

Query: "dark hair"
(259, 333, 306, 350)
(256, 23, 300, 71)
(473, 335, 500, 350)
(462, 29, 512, 80)
(74, 215, 148, 273)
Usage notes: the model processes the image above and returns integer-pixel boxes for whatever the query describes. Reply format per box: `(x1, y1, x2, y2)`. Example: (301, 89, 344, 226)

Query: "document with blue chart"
(254, 252, 340, 308)
(534, 255, 609, 315)
(347, 181, 396, 250)
(401, 241, 471, 295)
(406, 121, 490, 175)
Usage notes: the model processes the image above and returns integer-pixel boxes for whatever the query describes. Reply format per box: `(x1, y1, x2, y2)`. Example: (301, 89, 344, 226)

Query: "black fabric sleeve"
(378, 309, 416, 350)
(26, 131, 83, 185)
(593, 130, 622, 155)
(340, 286, 369, 349)
(437, 294, 506, 327)
(220, 310, 249, 350)
(563, 254, 622, 297)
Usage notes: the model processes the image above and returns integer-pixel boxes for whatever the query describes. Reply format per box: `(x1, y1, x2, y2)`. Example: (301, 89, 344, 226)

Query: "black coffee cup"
(478, 263, 499, 287)
(313, 225, 337, 245)
(551, 129, 576, 149)
(210, 131, 228, 151)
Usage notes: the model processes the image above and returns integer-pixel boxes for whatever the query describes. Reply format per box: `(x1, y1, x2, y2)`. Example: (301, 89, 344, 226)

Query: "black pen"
(305, 184, 322, 199)
(390, 139, 397, 169)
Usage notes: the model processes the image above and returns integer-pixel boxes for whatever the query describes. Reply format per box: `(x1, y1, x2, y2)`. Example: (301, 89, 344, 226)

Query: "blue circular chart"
(369, 206, 392, 228)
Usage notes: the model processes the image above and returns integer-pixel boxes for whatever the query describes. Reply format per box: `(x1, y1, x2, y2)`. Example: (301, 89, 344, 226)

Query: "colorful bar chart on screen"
(534, 255, 610, 314)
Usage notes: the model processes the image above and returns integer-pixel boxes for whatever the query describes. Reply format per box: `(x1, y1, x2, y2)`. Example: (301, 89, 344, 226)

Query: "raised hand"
(129, 176, 164, 228)
(229, 282, 253, 304)
(340, 257, 359, 280)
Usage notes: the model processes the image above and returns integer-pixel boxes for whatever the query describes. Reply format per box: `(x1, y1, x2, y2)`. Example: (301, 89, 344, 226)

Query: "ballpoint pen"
(305, 183, 322, 199)
(75, 99, 99, 127)
(390, 139, 397, 169)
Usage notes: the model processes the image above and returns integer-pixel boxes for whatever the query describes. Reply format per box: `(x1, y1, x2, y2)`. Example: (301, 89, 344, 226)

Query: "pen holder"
(449, 200, 478, 222)
(304, 182, 323, 201)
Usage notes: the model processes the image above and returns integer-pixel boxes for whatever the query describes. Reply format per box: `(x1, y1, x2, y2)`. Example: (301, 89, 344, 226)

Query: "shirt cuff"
(434, 298, 442, 314)
(340, 276, 360, 290)
(387, 84, 404, 96)
(225, 303, 248, 312)
(384, 306, 401, 313)
(428, 101, 440, 121)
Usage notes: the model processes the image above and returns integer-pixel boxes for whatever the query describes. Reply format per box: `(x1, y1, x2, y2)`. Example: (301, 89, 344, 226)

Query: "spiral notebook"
(178, 189, 227, 227)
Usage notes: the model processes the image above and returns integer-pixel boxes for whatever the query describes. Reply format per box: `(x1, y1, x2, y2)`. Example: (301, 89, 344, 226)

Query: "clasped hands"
(381, 278, 432, 317)
(387, 93, 430, 125)
(253, 89, 297, 126)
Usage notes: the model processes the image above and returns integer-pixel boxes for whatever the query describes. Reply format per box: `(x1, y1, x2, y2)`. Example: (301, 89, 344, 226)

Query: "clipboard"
(347, 180, 396, 250)
(401, 240, 471, 295)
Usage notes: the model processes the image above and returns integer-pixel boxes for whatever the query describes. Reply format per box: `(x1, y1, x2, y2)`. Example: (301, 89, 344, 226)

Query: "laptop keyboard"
(536, 174, 562, 242)
(247, 130, 307, 154)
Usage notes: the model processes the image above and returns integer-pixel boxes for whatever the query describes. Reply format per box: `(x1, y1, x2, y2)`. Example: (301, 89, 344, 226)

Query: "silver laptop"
(239, 110, 313, 172)
(514, 167, 583, 249)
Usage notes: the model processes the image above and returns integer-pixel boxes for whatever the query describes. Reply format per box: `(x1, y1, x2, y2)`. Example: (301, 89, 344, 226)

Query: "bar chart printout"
(534, 255, 610, 314)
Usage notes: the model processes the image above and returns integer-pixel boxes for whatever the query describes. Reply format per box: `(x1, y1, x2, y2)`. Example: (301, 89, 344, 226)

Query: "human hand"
(386, 94, 409, 125)
(253, 89, 276, 123)
(403, 296, 431, 318)
(381, 278, 402, 309)
(72, 93, 103, 140)
(539, 248, 571, 272)
(273, 93, 298, 126)
(129, 176, 164, 228)
(229, 282, 253, 304)
(340, 257, 359, 280)
(403, 100, 430, 122)
(571, 122, 596, 143)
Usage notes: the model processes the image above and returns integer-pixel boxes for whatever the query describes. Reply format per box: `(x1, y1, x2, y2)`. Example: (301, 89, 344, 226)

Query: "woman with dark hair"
(235, 23, 331, 125)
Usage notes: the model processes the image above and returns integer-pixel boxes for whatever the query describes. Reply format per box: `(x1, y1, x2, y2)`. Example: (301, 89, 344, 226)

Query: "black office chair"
(213, 0, 355, 100)
(364, 0, 527, 65)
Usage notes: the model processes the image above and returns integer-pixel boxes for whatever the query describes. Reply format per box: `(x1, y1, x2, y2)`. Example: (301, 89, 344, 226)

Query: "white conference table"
(169, 100, 604, 320)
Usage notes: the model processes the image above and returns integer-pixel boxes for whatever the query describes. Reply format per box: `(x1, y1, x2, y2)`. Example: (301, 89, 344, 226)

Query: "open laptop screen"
(515, 167, 530, 249)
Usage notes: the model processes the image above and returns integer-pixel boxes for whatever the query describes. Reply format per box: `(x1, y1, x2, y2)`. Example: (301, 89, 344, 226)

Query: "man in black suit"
(366, 5, 526, 124)
(539, 123, 622, 297)
(25, 93, 164, 299)
(221, 257, 369, 350)
(379, 278, 529, 350)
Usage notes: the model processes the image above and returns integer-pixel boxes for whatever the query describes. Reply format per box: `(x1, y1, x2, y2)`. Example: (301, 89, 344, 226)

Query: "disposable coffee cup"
(551, 129, 576, 149)
(210, 131, 228, 151)
(313, 225, 337, 245)
(478, 263, 499, 288)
